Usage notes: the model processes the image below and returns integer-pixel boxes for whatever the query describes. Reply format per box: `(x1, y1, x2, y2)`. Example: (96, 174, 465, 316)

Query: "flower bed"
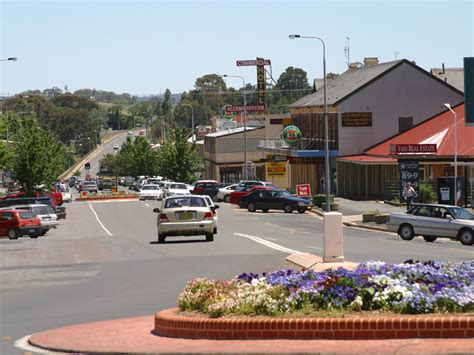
(178, 260, 473, 318)
(76, 193, 138, 201)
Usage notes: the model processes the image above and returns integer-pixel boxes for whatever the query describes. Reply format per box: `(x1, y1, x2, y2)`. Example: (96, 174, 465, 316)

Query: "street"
(1, 199, 472, 354)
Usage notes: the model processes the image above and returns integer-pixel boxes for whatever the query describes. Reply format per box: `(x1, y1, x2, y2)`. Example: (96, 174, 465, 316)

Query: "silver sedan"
(387, 204, 474, 245)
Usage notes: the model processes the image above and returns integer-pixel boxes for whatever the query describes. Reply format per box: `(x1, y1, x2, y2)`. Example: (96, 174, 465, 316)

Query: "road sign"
(85, 162, 90, 170)
(296, 183, 312, 198)
(236, 59, 271, 66)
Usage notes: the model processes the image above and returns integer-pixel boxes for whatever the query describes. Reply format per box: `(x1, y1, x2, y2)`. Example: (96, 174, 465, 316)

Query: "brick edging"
(154, 308, 473, 340)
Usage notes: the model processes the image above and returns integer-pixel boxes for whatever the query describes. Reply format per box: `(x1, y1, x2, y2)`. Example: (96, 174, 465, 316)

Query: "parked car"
(68, 176, 77, 187)
(386, 204, 474, 245)
(239, 189, 313, 213)
(124, 176, 135, 187)
(0, 209, 42, 239)
(216, 184, 238, 203)
(202, 195, 219, 233)
(165, 183, 191, 197)
(152, 195, 216, 243)
(139, 184, 162, 201)
(3, 204, 59, 235)
(235, 180, 275, 192)
(113, 144, 120, 150)
(74, 179, 84, 190)
(192, 180, 220, 199)
(230, 185, 277, 205)
(0, 197, 67, 219)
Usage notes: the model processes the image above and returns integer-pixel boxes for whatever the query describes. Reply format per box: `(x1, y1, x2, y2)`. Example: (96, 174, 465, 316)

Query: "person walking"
(402, 182, 417, 210)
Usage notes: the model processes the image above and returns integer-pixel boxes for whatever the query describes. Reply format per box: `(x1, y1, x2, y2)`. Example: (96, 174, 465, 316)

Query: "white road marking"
(89, 203, 113, 236)
(14, 335, 50, 353)
(234, 233, 301, 254)
(307, 245, 323, 250)
(265, 237, 277, 241)
(145, 203, 150, 207)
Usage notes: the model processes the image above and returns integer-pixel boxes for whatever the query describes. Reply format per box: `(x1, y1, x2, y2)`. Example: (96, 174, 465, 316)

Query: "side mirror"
(446, 215, 453, 221)
(153, 208, 160, 213)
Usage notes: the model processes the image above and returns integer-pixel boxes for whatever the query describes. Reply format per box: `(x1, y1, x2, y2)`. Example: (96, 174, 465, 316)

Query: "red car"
(229, 185, 276, 206)
(0, 209, 42, 239)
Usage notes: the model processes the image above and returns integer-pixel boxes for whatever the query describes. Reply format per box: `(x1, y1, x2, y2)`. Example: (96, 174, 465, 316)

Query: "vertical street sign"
(256, 57, 266, 107)
(399, 160, 419, 201)
(464, 57, 474, 126)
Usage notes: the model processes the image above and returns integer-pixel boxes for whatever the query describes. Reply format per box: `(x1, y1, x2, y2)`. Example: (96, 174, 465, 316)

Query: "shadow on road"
(149, 239, 210, 245)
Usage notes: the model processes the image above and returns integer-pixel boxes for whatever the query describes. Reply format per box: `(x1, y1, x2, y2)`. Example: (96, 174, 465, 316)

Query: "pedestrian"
(402, 182, 417, 210)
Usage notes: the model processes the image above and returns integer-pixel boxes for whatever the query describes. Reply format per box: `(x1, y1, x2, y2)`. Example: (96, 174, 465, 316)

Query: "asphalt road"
(1, 200, 472, 354)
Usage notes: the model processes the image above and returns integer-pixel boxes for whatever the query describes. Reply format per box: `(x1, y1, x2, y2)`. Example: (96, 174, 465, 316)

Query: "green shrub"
(418, 182, 436, 203)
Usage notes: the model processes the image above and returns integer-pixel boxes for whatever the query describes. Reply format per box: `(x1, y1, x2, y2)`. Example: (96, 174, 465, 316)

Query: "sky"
(1, 0, 473, 97)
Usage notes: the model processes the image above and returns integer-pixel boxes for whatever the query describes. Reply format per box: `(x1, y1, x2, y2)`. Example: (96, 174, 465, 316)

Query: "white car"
(153, 195, 216, 243)
(139, 184, 162, 201)
(4, 204, 59, 235)
(113, 144, 120, 150)
(165, 183, 191, 197)
(203, 195, 219, 233)
(216, 184, 238, 203)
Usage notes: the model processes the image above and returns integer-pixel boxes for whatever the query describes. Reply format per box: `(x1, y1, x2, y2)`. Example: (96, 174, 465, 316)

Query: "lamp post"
(444, 103, 458, 205)
(222, 74, 248, 180)
(180, 103, 195, 143)
(289, 34, 331, 212)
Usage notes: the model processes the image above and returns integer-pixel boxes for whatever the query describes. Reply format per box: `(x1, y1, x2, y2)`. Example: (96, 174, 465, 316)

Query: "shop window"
(399, 117, 413, 133)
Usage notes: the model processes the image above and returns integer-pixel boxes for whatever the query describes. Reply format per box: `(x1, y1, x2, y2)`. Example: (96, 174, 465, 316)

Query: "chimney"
(442, 63, 445, 74)
(363, 57, 379, 66)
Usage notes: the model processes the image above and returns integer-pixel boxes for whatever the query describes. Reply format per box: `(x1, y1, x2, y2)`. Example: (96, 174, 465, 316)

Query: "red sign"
(296, 183, 311, 198)
(225, 104, 266, 113)
(236, 59, 271, 66)
(390, 144, 437, 154)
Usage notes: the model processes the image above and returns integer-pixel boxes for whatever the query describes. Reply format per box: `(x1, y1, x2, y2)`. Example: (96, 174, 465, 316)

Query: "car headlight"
(297, 202, 306, 206)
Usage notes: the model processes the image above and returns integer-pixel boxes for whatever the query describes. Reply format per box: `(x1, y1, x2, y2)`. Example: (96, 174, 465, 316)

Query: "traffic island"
(154, 308, 474, 340)
(75, 194, 138, 202)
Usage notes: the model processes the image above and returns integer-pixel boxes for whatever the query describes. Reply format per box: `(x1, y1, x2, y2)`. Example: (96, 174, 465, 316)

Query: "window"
(1, 212, 14, 221)
(414, 205, 433, 217)
(399, 117, 413, 133)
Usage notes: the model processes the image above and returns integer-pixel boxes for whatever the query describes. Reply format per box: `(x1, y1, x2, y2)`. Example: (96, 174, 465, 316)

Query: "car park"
(0, 197, 67, 220)
(386, 204, 474, 245)
(192, 180, 220, 199)
(239, 189, 313, 213)
(0, 209, 42, 239)
(216, 183, 238, 202)
(165, 182, 191, 197)
(230, 185, 276, 205)
(139, 184, 162, 201)
(152, 195, 216, 243)
(3, 204, 59, 235)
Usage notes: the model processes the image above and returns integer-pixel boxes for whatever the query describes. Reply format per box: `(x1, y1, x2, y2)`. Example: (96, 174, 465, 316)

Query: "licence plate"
(178, 212, 193, 220)
(29, 229, 36, 233)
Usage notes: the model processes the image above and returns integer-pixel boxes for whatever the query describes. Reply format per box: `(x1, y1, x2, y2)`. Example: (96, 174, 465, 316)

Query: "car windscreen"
(448, 207, 474, 220)
(278, 190, 291, 197)
(170, 184, 187, 189)
(142, 185, 158, 190)
(19, 211, 35, 219)
(164, 197, 206, 208)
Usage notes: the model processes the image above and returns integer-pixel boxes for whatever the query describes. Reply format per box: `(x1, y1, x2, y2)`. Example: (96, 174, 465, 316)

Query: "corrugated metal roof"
(430, 68, 464, 93)
(289, 60, 403, 108)
(205, 126, 260, 138)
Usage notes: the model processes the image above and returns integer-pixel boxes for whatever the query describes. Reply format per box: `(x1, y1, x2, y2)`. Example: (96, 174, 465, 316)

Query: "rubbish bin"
(437, 177, 464, 206)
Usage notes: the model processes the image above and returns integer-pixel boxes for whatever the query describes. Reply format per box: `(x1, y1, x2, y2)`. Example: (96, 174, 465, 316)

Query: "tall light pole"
(222, 74, 248, 180)
(444, 103, 458, 205)
(289, 34, 331, 212)
(180, 103, 195, 143)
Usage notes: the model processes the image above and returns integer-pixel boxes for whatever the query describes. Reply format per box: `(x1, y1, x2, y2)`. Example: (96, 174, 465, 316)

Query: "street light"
(443, 103, 458, 205)
(289, 34, 331, 212)
(222, 74, 248, 180)
(0, 57, 17, 62)
(180, 103, 195, 143)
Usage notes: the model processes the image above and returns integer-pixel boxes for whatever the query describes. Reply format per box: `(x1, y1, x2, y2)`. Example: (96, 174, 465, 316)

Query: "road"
(1, 200, 472, 354)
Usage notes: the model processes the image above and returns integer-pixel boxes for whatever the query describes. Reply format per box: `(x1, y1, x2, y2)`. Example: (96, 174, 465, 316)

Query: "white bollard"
(323, 212, 344, 262)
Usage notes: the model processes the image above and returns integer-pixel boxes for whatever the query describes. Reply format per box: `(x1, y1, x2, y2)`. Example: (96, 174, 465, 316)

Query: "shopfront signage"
(236, 59, 271, 66)
(465, 57, 474, 126)
(288, 157, 319, 164)
(399, 160, 419, 201)
(390, 144, 437, 154)
(341, 112, 372, 127)
(281, 125, 301, 145)
(266, 161, 286, 176)
(296, 183, 311, 197)
(217, 119, 237, 129)
(225, 104, 266, 113)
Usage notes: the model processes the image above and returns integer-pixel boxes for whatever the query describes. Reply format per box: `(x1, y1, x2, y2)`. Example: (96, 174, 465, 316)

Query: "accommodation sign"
(342, 112, 372, 127)
(225, 104, 266, 113)
(236, 59, 271, 66)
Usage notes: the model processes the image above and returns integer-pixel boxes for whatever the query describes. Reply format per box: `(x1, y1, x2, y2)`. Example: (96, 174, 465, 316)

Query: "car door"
(0, 211, 16, 235)
(411, 205, 435, 235)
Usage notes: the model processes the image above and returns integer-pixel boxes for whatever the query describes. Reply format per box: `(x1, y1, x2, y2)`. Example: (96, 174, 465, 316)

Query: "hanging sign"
(281, 125, 301, 145)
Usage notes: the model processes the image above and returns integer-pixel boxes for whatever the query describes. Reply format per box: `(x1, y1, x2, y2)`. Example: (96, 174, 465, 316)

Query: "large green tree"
(157, 128, 201, 182)
(7, 115, 67, 194)
(276, 66, 312, 103)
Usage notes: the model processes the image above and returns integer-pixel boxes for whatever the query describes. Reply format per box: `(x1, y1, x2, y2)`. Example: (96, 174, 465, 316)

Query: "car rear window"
(19, 211, 35, 219)
(171, 184, 188, 189)
(165, 197, 206, 208)
(142, 185, 158, 190)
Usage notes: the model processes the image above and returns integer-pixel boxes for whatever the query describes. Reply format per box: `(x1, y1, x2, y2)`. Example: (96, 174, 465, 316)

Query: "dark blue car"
(239, 189, 313, 213)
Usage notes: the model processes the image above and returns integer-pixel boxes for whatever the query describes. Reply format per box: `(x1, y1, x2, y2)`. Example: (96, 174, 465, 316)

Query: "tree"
(111, 136, 159, 177)
(194, 74, 227, 114)
(276, 66, 312, 103)
(157, 128, 201, 182)
(7, 115, 67, 195)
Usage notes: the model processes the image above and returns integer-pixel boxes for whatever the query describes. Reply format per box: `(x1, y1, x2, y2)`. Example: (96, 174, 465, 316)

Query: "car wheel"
(398, 224, 414, 241)
(8, 229, 18, 240)
(213, 227, 217, 234)
(40, 230, 47, 236)
(298, 209, 306, 214)
(458, 229, 473, 246)
(423, 236, 437, 243)
(29, 233, 39, 239)
(262, 208, 269, 213)
(224, 195, 231, 203)
(206, 233, 214, 242)
(247, 202, 257, 212)
(158, 234, 166, 243)
(238, 200, 245, 208)
(284, 204, 293, 213)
